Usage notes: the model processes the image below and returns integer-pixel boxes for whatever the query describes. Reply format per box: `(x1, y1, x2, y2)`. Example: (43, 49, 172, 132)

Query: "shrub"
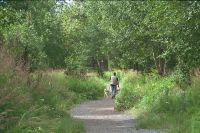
(115, 73, 143, 111)
(115, 70, 200, 133)
(0, 48, 31, 131)
(0, 49, 85, 133)
(66, 76, 106, 100)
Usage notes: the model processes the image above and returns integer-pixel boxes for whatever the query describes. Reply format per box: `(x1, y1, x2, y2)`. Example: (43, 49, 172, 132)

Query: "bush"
(0, 48, 31, 131)
(66, 76, 106, 100)
(115, 70, 200, 133)
(0, 49, 86, 133)
(115, 72, 175, 111)
(114, 73, 143, 111)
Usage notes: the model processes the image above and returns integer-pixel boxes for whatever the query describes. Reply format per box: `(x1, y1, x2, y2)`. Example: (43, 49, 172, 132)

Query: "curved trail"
(71, 98, 159, 133)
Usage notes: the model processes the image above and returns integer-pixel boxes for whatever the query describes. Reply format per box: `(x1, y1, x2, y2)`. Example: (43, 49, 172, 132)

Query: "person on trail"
(109, 72, 119, 99)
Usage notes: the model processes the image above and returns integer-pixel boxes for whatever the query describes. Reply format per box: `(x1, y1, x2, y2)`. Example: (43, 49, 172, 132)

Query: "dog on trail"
(104, 85, 112, 97)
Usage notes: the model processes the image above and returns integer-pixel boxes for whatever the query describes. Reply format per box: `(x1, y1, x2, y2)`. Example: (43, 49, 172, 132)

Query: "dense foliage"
(114, 71, 200, 133)
(1, 1, 200, 77)
(1, 0, 200, 132)
(0, 48, 105, 132)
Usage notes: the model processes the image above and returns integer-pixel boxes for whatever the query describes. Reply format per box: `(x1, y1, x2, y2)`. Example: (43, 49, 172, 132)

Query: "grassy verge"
(114, 71, 200, 133)
(0, 50, 105, 133)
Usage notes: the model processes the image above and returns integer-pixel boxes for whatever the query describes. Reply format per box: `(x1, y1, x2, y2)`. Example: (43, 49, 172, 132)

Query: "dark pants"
(110, 85, 117, 98)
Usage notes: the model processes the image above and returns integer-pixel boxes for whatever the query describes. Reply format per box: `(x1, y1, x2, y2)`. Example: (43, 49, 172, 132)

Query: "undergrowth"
(114, 71, 200, 133)
(0, 49, 105, 133)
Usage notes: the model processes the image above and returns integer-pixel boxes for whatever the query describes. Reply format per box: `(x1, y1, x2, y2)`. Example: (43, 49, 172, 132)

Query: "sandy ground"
(71, 98, 160, 133)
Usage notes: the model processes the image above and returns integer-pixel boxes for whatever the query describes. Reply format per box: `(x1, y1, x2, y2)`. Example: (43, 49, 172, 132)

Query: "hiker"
(109, 72, 119, 99)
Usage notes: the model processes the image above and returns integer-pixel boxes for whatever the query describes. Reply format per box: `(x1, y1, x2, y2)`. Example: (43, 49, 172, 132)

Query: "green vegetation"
(114, 71, 200, 133)
(0, 49, 105, 132)
(66, 76, 105, 100)
(1, 0, 200, 132)
(1, 1, 200, 77)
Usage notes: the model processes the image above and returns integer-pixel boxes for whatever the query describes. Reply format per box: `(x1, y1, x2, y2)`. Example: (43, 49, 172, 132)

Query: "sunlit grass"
(0, 59, 105, 133)
(114, 71, 200, 133)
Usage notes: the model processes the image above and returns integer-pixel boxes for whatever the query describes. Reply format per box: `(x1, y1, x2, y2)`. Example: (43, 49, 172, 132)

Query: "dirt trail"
(71, 98, 159, 133)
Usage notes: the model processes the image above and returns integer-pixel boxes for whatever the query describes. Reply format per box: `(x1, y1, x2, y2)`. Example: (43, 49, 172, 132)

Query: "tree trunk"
(100, 58, 108, 71)
(0, 33, 3, 47)
(153, 49, 165, 75)
(97, 59, 103, 77)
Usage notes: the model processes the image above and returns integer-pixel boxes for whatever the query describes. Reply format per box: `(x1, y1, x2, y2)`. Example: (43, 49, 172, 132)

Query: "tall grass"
(0, 48, 105, 132)
(66, 76, 105, 100)
(114, 71, 200, 133)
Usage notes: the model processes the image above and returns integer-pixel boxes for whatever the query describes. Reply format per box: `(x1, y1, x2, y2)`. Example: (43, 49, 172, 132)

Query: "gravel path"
(71, 98, 160, 133)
